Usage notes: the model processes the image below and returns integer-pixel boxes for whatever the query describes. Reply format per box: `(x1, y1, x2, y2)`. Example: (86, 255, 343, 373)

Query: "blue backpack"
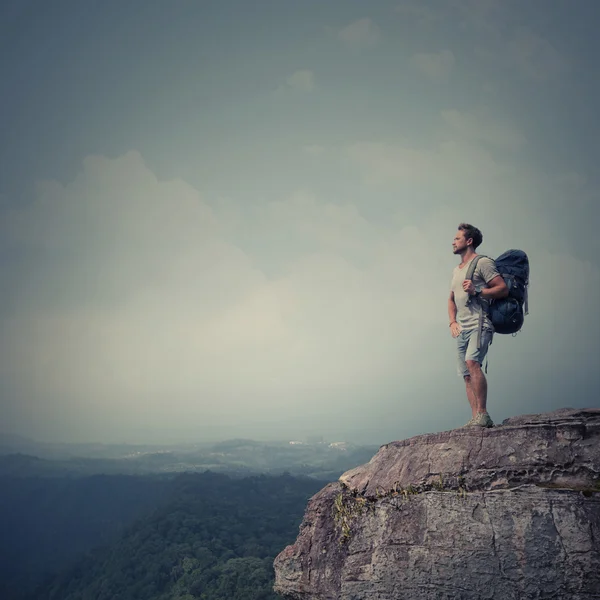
(466, 250, 530, 335)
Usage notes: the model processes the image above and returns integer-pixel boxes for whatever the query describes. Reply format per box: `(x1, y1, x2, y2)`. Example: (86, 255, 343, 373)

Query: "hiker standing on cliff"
(449, 223, 508, 428)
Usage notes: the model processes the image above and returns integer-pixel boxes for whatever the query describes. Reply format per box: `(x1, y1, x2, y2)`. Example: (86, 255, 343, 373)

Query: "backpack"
(466, 250, 530, 335)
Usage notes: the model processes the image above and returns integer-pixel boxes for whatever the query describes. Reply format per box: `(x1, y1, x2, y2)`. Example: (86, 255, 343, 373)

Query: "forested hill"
(1, 472, 325, 600)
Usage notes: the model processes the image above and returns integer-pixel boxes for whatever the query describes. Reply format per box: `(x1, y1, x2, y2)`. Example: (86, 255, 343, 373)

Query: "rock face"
(274, 408, 600, 600)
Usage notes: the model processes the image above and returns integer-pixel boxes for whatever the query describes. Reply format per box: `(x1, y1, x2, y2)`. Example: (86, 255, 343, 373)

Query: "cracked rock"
(274, 408, 600, 600)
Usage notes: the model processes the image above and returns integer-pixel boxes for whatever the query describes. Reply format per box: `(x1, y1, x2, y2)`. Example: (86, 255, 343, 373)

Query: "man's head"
(453, 223, 483, 255)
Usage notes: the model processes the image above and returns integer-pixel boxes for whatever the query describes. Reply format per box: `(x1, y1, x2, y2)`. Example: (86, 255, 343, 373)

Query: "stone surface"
(274, 408, 600, 600)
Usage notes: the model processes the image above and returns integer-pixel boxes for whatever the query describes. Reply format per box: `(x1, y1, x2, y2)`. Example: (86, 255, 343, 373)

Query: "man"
(449, 223, 508, 427)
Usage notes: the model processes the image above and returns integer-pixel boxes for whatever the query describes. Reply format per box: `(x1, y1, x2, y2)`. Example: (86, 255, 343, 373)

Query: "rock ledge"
(274, 408, 600, 600)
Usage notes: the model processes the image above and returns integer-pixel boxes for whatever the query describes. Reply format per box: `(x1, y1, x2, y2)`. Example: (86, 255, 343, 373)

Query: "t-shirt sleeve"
(478, 257, 500, 284)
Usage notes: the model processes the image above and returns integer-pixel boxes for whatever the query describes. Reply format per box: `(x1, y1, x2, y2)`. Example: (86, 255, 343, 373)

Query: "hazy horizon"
(1, 0, 599, 446)
(0, 428, 377, 447)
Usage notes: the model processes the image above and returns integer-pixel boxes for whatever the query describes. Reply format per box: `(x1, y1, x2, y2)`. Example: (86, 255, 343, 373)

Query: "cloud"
(410, 50, 455, 81)
(346, 138, 511, 192)
(303, 144, 325, 156)
(507, 27, 567, 81)
(452, 1, 567, 83)
(0, 153, 277, 439)
(343, 125, 598, 263)
(440, 109, 526, 151)
(285, 69, 315, 92)
(337, 18, 381, 47)
(553, 171, 586, 189)
(0, 152, 463, 442)
(395, 2, 443, 22)
(1, 138, 597, 444)
(450, 0, 504, 32)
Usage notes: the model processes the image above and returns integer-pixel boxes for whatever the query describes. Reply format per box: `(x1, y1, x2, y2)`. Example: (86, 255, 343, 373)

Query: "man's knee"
(466, 360, 482, 374)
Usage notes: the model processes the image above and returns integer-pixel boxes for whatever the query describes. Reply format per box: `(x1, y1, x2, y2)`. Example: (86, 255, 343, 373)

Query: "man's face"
(452, 231, 471, 254)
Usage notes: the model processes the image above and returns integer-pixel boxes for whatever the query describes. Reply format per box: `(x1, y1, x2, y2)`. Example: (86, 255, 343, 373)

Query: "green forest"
(0, 472, 325, 600)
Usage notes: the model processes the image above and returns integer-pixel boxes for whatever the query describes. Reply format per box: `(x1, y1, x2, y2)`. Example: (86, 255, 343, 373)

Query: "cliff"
(274, 408, 600, 600)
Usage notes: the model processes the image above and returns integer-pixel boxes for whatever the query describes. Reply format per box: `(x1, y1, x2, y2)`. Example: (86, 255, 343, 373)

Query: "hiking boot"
(463, 416, 477, 427)
(472, 412, 494, 428)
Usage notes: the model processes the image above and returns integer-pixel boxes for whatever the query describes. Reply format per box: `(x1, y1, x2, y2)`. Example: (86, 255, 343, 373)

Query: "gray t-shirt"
(450, 256, 500, 331)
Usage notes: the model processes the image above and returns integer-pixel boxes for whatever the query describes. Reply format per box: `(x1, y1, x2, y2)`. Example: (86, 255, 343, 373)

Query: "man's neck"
(459, 249, 477, 267)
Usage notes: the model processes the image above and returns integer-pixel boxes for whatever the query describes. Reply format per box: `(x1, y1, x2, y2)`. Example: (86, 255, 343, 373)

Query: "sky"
(1, 0, 599, 445)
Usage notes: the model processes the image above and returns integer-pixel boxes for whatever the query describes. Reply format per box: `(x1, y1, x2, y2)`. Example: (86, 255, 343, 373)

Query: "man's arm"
(448, 290, 457, 324)
(480, 275, 508, 299)
(448, 290, 460, 337)
(466, 258, 509, 300)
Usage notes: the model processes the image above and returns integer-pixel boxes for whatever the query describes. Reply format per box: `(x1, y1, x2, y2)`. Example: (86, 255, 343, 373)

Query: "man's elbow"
(489, 283, 509, 299)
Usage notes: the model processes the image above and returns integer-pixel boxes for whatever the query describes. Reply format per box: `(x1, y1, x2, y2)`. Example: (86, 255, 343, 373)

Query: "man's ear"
(466, 238, 473, 246)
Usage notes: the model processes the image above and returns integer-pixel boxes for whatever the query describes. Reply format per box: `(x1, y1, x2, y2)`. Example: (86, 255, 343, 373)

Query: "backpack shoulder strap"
(465, 254, 486, 281)
(464, 254, 488, 349)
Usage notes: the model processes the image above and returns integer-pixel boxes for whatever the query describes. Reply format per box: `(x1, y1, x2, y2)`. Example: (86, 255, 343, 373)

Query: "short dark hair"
(457, 223, 483, 249)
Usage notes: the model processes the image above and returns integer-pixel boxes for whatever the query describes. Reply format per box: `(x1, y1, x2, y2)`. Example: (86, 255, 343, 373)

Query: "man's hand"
(450, 322, 461, 338)
(462, 280, 476, 295)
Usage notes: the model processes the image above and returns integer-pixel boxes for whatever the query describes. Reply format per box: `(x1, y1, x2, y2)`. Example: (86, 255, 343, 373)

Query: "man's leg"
(464, 375, 478, 418)
(463, 328, 494, 427)
(465, 361, 487, 413)
(456, 330, 476, 423)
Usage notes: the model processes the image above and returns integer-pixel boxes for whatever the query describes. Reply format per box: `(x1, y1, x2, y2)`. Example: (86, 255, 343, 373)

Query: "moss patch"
(332, 492, 369, 544)
(535, 480, 600, 497)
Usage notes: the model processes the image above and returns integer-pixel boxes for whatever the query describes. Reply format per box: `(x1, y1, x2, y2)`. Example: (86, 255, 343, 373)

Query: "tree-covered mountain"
(0, 474, 172, 599)
(1, 472, 325, 600)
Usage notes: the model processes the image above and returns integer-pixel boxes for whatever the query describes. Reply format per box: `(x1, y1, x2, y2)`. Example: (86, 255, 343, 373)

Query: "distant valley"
(0, 433, 378, 480)
(0, 433, 378, 599)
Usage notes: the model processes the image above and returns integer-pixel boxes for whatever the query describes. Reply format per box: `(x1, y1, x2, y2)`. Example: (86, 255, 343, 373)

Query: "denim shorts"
(456, 327, 493, 377)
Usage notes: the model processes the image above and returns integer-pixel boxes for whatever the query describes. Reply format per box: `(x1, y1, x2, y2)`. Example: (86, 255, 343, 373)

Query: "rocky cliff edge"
(274, 408, 600, 600)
